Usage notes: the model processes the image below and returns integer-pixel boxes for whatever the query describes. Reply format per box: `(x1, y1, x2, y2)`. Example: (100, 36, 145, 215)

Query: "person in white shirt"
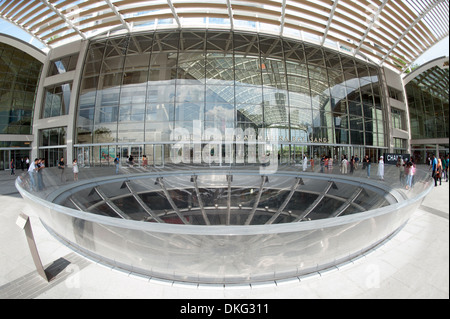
(27, 158, 39, 191)
(377, 156, 385, 180)
(302, 155, 308, 172)
(341, 156, 348, 174)
(73, 159, 79, 181)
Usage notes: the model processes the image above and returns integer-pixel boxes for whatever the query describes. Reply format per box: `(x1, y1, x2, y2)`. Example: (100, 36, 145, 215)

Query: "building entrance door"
(39, 147, 66, 168)
(1, 148, 31, 171)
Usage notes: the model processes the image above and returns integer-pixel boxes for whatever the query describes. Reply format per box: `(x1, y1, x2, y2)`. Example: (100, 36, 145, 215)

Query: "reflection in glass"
(75, 30, 387, 150)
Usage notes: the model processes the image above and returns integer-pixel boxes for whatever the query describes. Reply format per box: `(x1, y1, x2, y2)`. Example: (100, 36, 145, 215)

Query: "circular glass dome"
(53, 171, 397, 226)
(16, 166, 432, 284)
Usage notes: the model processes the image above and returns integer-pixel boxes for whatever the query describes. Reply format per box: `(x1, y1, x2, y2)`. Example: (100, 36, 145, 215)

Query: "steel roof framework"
(0, 0, 448, 73)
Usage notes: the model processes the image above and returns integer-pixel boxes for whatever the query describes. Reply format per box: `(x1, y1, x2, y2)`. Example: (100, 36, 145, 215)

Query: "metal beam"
(320, 0, 339, 46)
(294, 181, 334, 222)
(124, 181, 164, 223)
(105, 0, 132, 32)
(330, 187, 364, 218)
(191, 175, 211, 225)
(279, 0, 287, 36)
(94, 187, 130, 220)
(266, 177, 302, 225)
(40, 0, 87, 40)
(353, 0, 388, 57)
(226, 175, 232, 225)
(380, 0, 444, 65)
(68, 197, 84, 211)
(226, 0, 234, 31)
(244, 175, 267, 226)
(156, 177, 189, 224)
(166, 0, 181, 28)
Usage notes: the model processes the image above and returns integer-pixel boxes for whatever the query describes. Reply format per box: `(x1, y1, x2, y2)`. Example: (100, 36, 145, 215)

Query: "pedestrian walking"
(114, 156, 120, 174)
(364, 155, 371, 178)
(10, 159, 15, 175)
(436, 157, 443, 186)
(302, 155, 308, 172)
(73, 159, 79, 181)
(445, 155, 449, 182)
(58, 157, 65, 182)
(377, 156, 384, 180)
(430, 154, 439, 187)
(341, 155, 348, 174)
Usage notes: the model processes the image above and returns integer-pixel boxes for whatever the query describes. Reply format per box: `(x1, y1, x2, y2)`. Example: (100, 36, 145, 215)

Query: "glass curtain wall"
(406, 65, 449, 140)
(39, 127, 66, 167)
(0, 42, 41, 135)
(42, 83, 72, 118)
(406, 64, 449, 163)
(76, 30, 386, 166)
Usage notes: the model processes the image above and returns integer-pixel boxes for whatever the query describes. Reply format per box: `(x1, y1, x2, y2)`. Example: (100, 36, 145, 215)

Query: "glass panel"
(175, 101, 204, 122)
(304, 44, 325, 67)
(236, 104, 263, 125)
(145, 122, 173, 142)
(42, 83, 72, 118)
(72, 30, 390, 159)
(205, 102, 234, 122)
(47, 54, 79, 76)
(206, 32, 233, 53)
(350, 130, 364, 145)
(0, 43, 41, 135)
(146, 103, 174, 122)
(235, 86, 262, 104)
(235, 68, 262, 86)
(147, 84, 176, 103)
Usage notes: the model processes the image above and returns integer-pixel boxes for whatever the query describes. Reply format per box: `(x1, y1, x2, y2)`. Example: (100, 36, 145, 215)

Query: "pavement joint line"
(419, 204, 449, 220)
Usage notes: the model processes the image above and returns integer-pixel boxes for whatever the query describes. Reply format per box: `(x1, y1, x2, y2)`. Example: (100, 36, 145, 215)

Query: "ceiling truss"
(0, 0, 448, 73)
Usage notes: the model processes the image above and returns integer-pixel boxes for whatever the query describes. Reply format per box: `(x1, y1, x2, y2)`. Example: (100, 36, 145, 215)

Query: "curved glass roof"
(405, 57, 449, 103)
(0, 0, 448, 73)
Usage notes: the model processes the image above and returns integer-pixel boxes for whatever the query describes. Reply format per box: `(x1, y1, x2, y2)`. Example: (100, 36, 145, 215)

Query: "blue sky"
(0, 19, 448, 67)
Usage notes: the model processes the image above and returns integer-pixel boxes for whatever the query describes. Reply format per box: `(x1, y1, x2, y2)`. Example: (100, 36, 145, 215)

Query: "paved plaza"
(0, 169, 448, 299)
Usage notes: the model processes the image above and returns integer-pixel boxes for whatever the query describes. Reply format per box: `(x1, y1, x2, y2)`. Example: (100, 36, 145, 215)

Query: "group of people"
(396, 156, 416, 189)
(57, 157, 79, 181)
(302, 155, 337, 173)
(429, 154, 449, 187)
(113, 155, 149, 174)
(301, 154, 379, 178)
(319, 155, 335, 173)
(27, 158, 46, 191)
(9, 157, 31, 175)
(26, 157, 79, 191)
(338, 154, 376, 178)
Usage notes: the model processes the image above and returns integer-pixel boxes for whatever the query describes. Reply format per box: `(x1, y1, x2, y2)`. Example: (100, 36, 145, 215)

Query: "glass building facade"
(75, 30, 386, 166)
(0, 42, 41, 135)
(406, 61, 449, 163)
(406, 65, 449, 140)
(0, 41, 42, 170)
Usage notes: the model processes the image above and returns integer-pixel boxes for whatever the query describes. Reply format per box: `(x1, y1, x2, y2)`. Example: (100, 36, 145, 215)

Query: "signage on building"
(383, 153, 410, 165)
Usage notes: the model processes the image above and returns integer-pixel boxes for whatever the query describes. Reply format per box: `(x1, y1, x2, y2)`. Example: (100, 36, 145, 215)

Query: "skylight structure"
(1, 0, 448, 72)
